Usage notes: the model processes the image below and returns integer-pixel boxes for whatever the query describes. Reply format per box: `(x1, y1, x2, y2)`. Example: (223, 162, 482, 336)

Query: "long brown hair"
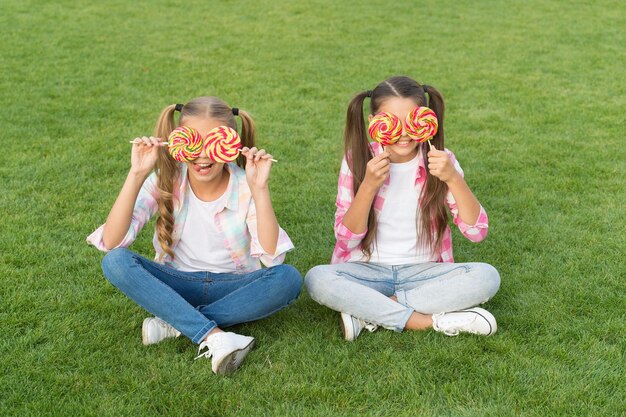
(344, 76, 448, 259)
(152, 96, 256, 260)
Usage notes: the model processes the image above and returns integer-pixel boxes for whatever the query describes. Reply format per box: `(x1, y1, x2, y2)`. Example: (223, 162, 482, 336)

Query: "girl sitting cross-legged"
(87, 96, 301, 374)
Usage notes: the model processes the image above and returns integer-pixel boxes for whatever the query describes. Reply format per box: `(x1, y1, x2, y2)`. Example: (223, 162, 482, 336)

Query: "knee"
(304, 265, 333, 301)
(272, 264, 302, 301)
(476, 263, 501, 298)
(101, 248, 134, 286)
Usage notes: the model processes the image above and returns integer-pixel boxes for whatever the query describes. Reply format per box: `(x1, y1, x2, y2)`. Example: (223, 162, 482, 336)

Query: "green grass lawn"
(1, 0, 624, 415)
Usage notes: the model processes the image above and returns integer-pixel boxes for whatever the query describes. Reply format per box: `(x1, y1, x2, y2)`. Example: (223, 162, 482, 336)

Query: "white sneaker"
(432, 307, 497, 336)
(195, 332, 255, 375)
(142, 317, 181, 345)
(340, 312, 379, 342)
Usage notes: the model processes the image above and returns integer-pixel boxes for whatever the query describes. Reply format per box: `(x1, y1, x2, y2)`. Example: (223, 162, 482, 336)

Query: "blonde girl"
(88, 97, 301, 374)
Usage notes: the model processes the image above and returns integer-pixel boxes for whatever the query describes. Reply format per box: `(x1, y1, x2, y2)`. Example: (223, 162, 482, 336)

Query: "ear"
(367, 114, 373, 123)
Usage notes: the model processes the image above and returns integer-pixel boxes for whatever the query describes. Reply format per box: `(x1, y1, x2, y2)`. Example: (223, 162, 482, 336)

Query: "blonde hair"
(152, 96, 256, 260)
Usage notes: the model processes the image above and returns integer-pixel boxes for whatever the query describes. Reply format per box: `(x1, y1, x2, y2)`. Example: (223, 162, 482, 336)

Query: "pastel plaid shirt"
(87, 163, 294, 272)
(331, 142, 489, 264)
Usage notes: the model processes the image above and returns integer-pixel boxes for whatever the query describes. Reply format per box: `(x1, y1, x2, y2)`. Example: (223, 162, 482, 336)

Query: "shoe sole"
(340, 313, 355, 342)
(215, 339, 255, 375)
(141, 318, 154, 345)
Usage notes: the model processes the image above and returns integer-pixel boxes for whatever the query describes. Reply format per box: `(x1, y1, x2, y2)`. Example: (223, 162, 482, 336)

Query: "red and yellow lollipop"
(406, 107, 438, 147)
(368, 112, 402, 146)
(167, 126, 203, 162)
(204, 126, 242, 163)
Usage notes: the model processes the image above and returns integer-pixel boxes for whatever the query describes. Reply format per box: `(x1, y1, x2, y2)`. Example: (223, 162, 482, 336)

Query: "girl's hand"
(362, 151, 391, 192)
(242, 146, 273, 192)
(130, 136, 165, 177)
(427, 149, 460, 183)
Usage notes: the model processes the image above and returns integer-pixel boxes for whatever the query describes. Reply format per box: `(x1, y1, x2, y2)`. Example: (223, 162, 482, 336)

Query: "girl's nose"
(401, 122, 409, 138)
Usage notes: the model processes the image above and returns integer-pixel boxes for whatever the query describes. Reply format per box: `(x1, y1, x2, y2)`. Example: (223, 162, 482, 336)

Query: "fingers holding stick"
(239, 148, 278, 163)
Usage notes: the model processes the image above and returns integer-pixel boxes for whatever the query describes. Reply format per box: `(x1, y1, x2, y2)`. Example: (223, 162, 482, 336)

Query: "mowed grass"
(1, 0, 624, 415)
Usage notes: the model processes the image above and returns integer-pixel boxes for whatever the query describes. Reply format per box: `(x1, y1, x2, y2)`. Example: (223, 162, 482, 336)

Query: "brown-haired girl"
(305, 76, 500, 341)
(87, 96, 301, 374)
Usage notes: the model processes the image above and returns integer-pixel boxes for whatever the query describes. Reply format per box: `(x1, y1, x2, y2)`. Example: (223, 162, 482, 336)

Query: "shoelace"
(159, 322, 182, 340)
(432, 313, 455, 336)
(156, 321, 171, 333)
(433, 312, 477, 336)
(194, 337, 222, 361)
(363, 322, 378, 332)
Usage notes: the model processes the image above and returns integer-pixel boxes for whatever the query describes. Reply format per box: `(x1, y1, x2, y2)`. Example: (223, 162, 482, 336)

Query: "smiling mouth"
(194, 161, 214, 167)
(193, 161, 215, 173)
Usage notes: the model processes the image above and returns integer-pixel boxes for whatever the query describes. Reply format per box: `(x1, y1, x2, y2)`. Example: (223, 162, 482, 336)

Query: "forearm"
(446, 173, 481, 225)
(251, 188, 279, 255)
(341, 184, 377, 234)
(102, 170, 148, 250)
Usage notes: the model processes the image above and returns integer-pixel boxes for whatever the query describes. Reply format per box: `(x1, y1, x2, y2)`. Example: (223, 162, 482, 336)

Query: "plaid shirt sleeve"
(86, 172, 160, 251)
(246, 197, 295, 267)
(334, 157, 367, 253)
(445, 151, 489, 242)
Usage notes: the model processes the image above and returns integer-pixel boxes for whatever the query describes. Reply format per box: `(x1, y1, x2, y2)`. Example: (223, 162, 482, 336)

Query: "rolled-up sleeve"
(86, 173, 160, 251)
(334, 158, 367, 251)
(246, 199, 294, 267)
(446, 151, 489, 242)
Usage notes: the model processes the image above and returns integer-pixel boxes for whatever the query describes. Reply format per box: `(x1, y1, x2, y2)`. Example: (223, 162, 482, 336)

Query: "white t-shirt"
(173, 184, 238, 273)
(367, 154, 434, 265)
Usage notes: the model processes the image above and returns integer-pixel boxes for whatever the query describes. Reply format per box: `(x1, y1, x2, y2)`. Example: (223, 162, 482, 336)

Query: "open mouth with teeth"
(192, 161, 216, 174)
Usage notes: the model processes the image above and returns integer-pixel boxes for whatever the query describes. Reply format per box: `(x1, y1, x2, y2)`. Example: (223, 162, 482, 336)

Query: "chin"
(392, 147, 417, 156)
(192, 171, 219, 182)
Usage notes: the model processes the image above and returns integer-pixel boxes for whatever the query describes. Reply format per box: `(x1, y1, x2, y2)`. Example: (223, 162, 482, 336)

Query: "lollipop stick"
(428, 141, 435, 151)
(238, 149, 278, 163)
(129, 140, 168, 144)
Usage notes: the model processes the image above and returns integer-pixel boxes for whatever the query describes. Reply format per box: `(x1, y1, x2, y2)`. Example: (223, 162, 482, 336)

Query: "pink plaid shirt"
(331, 142, 489, 264)
(87, 163, 294, 272)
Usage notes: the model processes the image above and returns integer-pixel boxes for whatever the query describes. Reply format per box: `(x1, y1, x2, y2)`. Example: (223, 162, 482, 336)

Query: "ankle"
(404, 312, 433, 331)
(205, 327, 224, 341)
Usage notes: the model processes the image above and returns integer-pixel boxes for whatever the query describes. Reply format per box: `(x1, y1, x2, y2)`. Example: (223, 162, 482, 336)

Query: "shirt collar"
(178, 162, 240, 212)
(370, 142, 426, 183)
(222, 163, 239, 211)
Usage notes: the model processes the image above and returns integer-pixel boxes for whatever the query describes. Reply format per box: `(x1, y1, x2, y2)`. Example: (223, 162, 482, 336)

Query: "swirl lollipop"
(368, 112, 402, 146)
(406, 107, 438, 148)
(204, 126, 242, 162)
(168, 126, 203, 162)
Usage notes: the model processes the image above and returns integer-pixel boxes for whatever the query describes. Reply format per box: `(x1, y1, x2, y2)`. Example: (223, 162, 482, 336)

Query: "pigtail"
(344, 91, 374, 192)
(423, 85, 445, 151)
(154, 104, 179, 261)
(419, 84, 448, 254)
(344, 91, 377, 260)
(236, 109, 256, 169)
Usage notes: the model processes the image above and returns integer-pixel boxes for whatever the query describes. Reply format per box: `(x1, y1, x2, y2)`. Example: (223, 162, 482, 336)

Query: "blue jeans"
(305, 262, 500, 332)
(102, 248, 302, 344)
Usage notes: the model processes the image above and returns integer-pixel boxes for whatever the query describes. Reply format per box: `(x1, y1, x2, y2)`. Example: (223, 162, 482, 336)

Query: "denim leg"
(199, 264, 302, 328)
(305, 262, 414, 332)
(102, 248, 216, 344)
(395, 262, 501, 314)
